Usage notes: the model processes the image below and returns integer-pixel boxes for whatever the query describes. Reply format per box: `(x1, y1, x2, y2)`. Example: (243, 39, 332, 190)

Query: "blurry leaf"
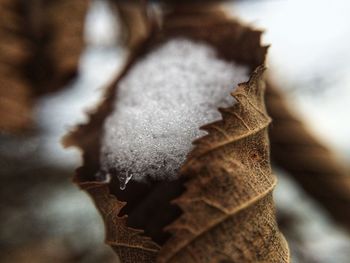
(1, 238, 117, 263)
(0, 0, 32, 132)
(266, 81, 350, 230)
(110, 0, 151, 49)
(0, 0, 88, 133)
(64, 5, 289, 263)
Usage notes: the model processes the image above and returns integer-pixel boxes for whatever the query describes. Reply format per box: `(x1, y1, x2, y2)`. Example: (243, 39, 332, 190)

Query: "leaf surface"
(64, 6, 290, 263)
(80, 180, 160, 263)
(157, 67, 289, 263)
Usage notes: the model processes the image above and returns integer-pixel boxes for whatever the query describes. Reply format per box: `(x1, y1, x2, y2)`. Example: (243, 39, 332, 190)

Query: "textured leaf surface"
(64, 5, 289, 263)
(80, 180, 160, 263)
(157, 67, 289, 263)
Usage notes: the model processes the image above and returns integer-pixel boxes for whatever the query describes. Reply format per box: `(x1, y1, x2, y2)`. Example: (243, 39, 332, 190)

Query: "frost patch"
(100, 38, 249, 189)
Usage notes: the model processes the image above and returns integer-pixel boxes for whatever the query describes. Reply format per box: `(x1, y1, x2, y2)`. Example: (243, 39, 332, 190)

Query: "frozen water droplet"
(119, 171, 133, 190)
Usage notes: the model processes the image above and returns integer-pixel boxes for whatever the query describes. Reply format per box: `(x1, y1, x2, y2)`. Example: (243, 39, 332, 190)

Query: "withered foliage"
(112, 3, 350, 233)
(110, 0, 151, 49)
(0, 0, 88, 133)
(156, 67, 289, 263)
(64, 6, 289, 263)
(266, 81, 350, 230)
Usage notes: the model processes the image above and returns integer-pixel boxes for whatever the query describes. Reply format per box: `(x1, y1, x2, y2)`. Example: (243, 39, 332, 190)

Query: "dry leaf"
(64, 5, 289, 262)
(0, 0, 32, 132)
(266, 81, 350, 229)
(44, 0, 88, 89)
(155, 66, 289, 262)
(0, 0, 88, 133)
(110, 0, 151, 49)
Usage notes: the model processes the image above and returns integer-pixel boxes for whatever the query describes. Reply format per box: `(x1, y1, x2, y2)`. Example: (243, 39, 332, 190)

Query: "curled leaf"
(80, 181, 161, 262)
(64, 5, 289, 263)
(158, 67, 289, 262)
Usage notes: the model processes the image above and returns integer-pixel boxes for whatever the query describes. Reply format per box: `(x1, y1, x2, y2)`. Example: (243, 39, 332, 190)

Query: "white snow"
(100, 38, 249, 188)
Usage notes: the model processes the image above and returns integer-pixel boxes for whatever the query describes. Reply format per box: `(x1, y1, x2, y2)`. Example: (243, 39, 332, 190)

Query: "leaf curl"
(80, 180, 160, 262)
(158, 67, 289, 263)
(64, 5, 290, 263)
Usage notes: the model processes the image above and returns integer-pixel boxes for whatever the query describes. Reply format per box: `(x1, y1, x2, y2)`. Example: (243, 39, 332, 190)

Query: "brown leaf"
(266, 81, 350, 230)
(0, 0, 32, 132)
(64, 5, 289, 263)
(110, 0, 151, 49)
(81, 181, 161, 262)
(0, 0, 88, 133)
(157, 67, 289, 262)
(44, 0, 88, 87)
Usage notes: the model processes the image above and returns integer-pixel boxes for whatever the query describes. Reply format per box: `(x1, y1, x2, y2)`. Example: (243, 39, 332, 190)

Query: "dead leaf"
(266, 81, 350, 230)
(110, 0, 151, 49)
(0, 0, 88, 133)
(156, 66, 289, 262)
(0, 0, 32, 132)
(64, 5, 289, 263)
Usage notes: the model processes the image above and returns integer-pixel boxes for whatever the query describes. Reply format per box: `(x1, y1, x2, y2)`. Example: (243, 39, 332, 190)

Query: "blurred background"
(0, 0, 349, 262)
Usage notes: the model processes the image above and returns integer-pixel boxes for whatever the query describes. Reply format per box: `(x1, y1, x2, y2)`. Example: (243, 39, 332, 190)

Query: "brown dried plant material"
(266, 81, 350, 229)
(0, 0, 32, 132)
(0, 0, 88, 133)
(1, 238, 117, 263)
(64, 6, 289, 263)
(45, 0, 88, 88)
(157, 66, 289, 262)
(110, 0, 152, 49)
